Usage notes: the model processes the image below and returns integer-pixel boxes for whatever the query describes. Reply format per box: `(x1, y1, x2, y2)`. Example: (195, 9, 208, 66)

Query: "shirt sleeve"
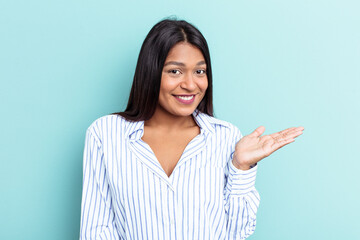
(224, 127, 260, 239)
(79, 128, 121, 240)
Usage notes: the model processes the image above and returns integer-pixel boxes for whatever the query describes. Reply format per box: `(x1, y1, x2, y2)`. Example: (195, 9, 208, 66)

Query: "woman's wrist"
(232, 159, 251, 171)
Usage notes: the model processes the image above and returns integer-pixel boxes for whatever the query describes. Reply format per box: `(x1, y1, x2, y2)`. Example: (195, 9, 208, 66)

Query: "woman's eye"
(196, 69, 206, 75)
(169, 69, 181, 75)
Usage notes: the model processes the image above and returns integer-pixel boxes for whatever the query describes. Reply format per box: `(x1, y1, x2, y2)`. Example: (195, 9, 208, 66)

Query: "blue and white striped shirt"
(80, 110, 260, 239)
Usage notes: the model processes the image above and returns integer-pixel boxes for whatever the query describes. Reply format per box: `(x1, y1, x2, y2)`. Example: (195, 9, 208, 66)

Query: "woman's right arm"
(79, 129, 121, 240)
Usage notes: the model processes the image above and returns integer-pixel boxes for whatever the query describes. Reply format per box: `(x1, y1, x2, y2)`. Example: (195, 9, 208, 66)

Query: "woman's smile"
(173, 94, 196, 104)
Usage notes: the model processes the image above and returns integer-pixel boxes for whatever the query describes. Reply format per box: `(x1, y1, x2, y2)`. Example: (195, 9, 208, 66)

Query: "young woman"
(80, 19, 304, 239)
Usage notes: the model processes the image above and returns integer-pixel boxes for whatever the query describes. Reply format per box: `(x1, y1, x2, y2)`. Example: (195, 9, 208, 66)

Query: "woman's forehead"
(165, 42, 205, 65)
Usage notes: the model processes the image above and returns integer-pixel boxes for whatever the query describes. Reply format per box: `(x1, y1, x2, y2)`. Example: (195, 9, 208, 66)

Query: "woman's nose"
(180, 73, 196, 91)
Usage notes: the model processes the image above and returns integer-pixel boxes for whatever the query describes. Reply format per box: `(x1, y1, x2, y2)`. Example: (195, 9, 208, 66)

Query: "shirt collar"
(125, 109, 228, 141)
(192, 109, 215, 134)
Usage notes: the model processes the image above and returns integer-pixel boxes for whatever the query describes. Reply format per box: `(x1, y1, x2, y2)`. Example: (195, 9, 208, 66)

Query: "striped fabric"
(80, 110, 260, 240)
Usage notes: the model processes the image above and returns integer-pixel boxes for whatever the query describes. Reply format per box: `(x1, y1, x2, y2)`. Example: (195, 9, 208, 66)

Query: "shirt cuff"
(227, 160, 258, 195)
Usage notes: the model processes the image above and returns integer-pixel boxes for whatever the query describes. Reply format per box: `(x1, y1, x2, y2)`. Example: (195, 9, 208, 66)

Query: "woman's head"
(115, 18, 213, 121)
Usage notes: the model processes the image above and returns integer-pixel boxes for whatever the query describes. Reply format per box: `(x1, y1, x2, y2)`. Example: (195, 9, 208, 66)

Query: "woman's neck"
(144, 106, 198, 131)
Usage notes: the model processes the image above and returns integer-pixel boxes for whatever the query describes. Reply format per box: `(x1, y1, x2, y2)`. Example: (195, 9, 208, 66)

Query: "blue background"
(1, 0, 359, 239)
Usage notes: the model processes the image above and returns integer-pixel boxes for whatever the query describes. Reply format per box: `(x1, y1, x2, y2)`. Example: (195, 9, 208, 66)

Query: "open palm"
(232, 126, 304, 170)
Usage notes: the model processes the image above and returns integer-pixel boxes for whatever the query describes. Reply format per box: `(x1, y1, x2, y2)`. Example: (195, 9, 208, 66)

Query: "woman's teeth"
(176, 95, 194, 100)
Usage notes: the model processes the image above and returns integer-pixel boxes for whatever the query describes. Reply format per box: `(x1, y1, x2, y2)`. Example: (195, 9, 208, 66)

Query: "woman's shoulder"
(85, 113, 133, 140)
(200, 113, 243, 143)
(194, 112, 242, 143)
(198, 112, 240, 133)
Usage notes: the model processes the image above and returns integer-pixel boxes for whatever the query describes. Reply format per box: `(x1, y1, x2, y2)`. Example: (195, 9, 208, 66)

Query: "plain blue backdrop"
(1, 0, 359, 239)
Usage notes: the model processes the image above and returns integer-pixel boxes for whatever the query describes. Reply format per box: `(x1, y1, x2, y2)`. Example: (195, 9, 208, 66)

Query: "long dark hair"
(112, 18, 213, 121)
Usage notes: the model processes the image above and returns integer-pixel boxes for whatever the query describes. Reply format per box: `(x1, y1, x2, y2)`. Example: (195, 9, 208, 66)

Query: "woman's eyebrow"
(196, 60, 206, 66)
(164, 60, 206, 67)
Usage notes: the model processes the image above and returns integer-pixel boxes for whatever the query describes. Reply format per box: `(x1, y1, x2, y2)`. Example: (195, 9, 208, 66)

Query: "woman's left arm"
(224, 125, 304, 239)
(224, 158, 260, 239)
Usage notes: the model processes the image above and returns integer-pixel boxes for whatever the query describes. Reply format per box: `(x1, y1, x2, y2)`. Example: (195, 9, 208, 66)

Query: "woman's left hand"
(232, 126, 304, 170)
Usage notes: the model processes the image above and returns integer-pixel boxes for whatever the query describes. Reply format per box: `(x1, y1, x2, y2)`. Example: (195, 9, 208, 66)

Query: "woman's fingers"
(270, 127, 304, 140)
(270, 127, 296, 138)
(250, 126, 266, 137)
(272, 138, 296, 151)
(270, 127, 304, 151)
(271, 127, 304, 149)
(276, 128, 303, 141)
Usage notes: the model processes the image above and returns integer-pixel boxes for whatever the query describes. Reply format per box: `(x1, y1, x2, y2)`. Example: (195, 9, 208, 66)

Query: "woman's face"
(158, 42, 208, 118)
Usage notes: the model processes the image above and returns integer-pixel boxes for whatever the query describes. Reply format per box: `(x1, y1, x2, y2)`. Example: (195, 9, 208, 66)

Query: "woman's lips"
(173, 94, 195, 104)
